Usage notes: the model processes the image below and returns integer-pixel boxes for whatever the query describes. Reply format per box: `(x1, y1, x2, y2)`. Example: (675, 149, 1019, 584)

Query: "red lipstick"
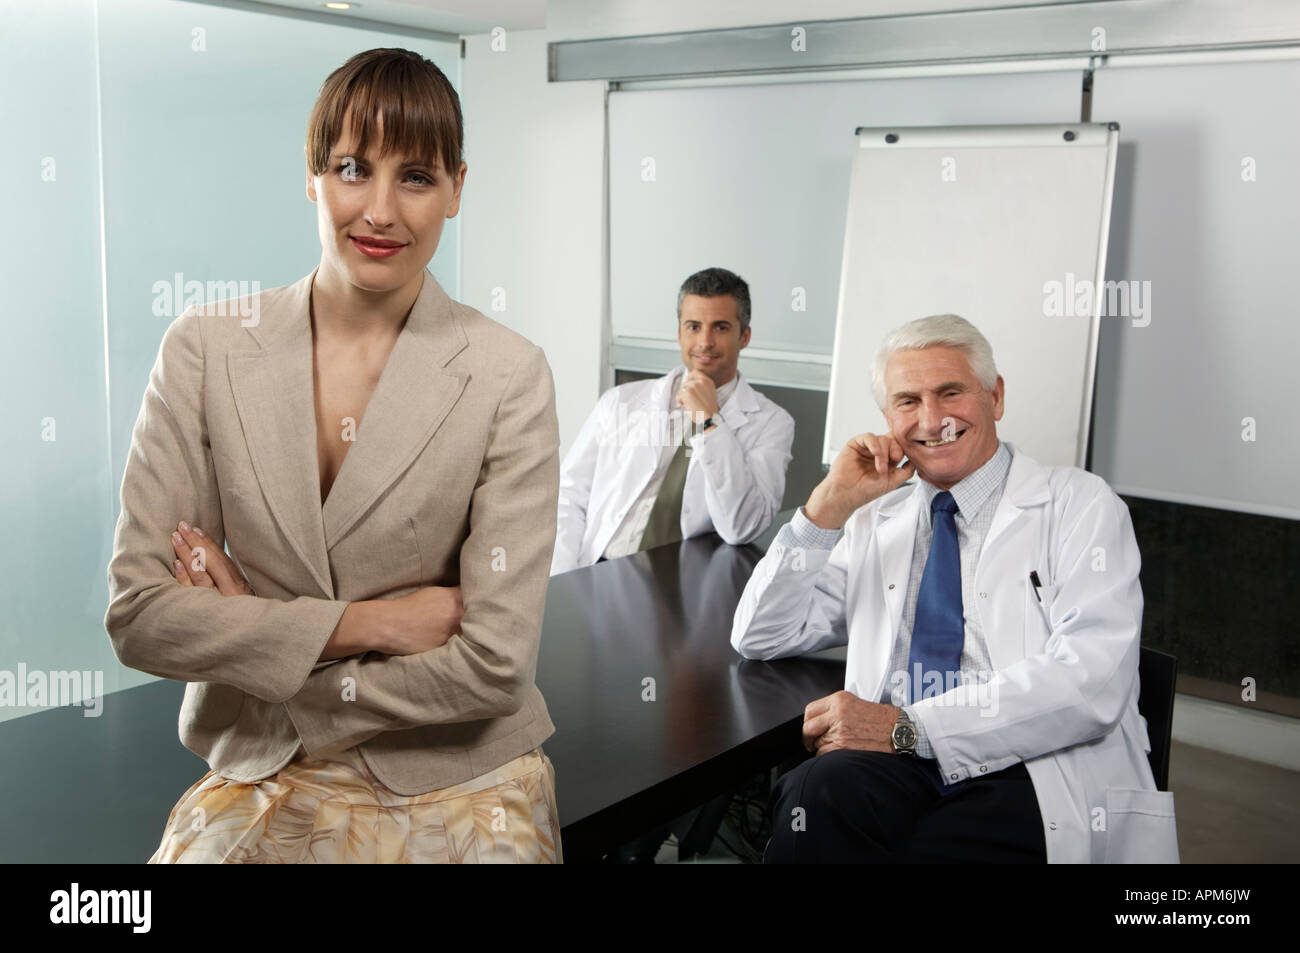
(350, 235, 406, 258)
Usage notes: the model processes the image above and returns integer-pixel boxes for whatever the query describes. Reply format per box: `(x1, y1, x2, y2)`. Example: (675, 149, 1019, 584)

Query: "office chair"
(1137, 646, 1178, 791)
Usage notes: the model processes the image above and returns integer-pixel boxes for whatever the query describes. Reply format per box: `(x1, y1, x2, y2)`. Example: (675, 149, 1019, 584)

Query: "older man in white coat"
(732, 313, 1178, 863)
(551, 267, 795, 576)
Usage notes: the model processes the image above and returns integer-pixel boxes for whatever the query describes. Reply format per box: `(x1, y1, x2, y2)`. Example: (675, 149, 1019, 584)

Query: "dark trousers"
(765, 750, 1046, 863)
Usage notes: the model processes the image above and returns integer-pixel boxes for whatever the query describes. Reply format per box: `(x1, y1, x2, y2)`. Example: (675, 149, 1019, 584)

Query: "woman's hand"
(322, 586, 466, 661)
(375, 586, 465, 655)
(170, 521, 255, 597)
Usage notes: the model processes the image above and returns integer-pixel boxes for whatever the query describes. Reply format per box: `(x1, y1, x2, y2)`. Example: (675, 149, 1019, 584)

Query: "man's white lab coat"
(732, 444, 1179, 863)
(552, 369, 795, 575)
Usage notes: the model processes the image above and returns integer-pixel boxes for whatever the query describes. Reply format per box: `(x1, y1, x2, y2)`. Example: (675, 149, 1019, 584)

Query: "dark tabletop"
(0, 509, 846, 863)
(538, 515, 847, 859)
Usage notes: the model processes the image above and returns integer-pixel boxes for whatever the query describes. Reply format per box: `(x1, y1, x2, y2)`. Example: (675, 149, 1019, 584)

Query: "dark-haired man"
(552, 267, 794, 574)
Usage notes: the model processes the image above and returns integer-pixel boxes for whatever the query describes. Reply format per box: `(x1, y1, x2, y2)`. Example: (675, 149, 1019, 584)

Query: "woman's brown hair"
(306, 48, 462, 181)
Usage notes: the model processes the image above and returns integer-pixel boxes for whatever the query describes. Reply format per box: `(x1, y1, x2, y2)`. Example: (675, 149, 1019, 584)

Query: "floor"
(1168, 741, 1300, 864)
(652, 740, 1300, 863)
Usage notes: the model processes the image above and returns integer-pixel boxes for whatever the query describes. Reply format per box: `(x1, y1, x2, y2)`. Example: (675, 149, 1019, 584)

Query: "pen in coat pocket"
(1029, 570, 1043, 603)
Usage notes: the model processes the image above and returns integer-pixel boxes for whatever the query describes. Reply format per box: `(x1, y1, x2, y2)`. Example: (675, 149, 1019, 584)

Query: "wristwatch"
(891, 708, 917, 756)
(700, 410, 723, 432)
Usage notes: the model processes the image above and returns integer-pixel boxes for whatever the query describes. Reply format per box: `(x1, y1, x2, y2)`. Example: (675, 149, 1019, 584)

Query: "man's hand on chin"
(675, 370, 720, 421)
(802, 691, 899, 755)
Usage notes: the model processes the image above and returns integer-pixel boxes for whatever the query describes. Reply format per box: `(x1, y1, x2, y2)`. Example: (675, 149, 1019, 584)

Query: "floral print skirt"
(147, 746, 562, 864)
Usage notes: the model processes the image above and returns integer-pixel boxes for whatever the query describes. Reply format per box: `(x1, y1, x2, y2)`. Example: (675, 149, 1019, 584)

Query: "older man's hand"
(804, 432, 915, 530)
(802, 690, 900, 755)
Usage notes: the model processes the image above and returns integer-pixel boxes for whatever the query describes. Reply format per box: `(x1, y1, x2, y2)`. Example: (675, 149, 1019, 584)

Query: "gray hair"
(871, 314, 998, 409)
(676, 267, 751, 334)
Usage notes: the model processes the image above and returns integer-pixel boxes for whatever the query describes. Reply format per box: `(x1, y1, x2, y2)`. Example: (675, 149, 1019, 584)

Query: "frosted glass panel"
(0, 0, 115, 719)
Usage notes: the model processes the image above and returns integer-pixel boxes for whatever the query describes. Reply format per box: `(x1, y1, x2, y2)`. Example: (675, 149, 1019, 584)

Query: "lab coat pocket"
(1102, 787, 1179, 863)
(1024, 582, 1057, 654)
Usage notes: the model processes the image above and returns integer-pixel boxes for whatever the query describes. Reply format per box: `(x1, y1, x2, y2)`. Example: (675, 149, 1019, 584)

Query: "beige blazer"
(105, 267, 559, 795)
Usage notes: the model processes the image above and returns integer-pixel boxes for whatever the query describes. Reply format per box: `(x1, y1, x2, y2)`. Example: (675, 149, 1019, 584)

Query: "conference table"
(0, 508, 848, 863)
(539, 510, 848, 860)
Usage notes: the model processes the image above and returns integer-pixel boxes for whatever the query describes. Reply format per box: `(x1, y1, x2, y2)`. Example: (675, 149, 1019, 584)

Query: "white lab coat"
(552, 369, 795, 575)
(732, 444, 1179, 863)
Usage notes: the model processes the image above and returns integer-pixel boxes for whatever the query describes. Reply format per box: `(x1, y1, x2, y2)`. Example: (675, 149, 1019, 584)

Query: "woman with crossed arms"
(106, 48, 562, 863)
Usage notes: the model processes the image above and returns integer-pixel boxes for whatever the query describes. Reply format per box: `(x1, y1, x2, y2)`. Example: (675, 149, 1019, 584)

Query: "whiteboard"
(607, 70, 1084, 360)
(825, 123, 1119, 469)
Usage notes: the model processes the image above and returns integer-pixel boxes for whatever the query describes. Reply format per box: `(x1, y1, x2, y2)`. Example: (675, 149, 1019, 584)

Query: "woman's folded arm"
(104, 308, 353, 703)
(283, 344, 561, 755)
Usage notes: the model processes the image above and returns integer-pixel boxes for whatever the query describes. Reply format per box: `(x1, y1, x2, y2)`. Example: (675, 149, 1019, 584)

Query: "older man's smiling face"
(882, 346, 1005, 491)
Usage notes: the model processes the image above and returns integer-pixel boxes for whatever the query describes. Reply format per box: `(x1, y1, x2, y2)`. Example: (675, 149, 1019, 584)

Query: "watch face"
(894, 724, 916, 748)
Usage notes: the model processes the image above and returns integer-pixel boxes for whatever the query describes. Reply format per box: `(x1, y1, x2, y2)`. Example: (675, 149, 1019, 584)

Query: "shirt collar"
(917, 439, 1012, 524)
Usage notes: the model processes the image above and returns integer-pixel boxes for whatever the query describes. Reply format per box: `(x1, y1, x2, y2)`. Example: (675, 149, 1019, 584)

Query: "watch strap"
(892, 708, 917, 756)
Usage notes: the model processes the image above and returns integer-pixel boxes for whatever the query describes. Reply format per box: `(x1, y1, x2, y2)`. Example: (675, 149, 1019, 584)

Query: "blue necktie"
(907, 491, 963, 704)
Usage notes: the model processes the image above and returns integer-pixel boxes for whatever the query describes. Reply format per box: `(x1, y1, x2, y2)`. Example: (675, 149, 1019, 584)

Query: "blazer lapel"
(227, 267, 468, 599)
(228, 272, 331, 596)
(320, 273, 469, 549)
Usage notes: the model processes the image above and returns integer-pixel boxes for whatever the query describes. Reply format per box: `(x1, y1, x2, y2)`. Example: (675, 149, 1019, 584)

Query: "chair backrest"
(1137, 646, 1177, 791)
